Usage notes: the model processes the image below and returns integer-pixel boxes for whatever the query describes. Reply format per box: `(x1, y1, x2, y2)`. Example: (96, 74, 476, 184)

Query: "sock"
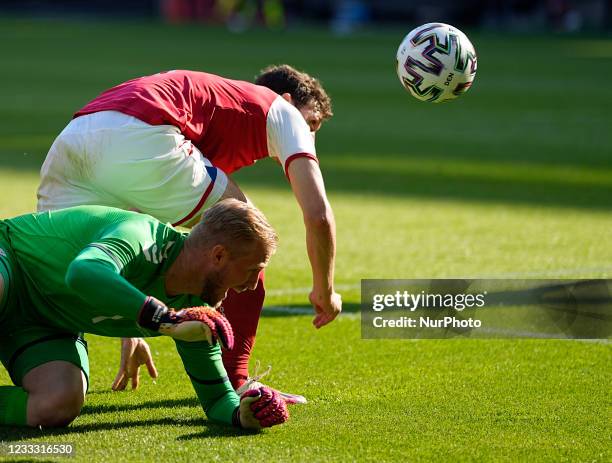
(221, 272, 265, 389)
(0, 386, 28, 426)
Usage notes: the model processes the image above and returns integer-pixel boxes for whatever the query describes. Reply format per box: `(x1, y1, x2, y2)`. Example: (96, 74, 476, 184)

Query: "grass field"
(0, 17, 611, 462)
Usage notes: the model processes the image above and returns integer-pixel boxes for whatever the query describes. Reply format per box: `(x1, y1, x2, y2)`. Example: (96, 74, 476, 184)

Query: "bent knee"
(29, 390, 83, 427)
(23, 360, 87, 427)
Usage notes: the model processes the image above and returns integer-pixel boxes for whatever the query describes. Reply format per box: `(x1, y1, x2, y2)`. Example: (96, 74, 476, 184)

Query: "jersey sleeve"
(64, 218, 168, 324)
(266, 96, 318, 177)
(64, 245, 147, 321)
(174, 339, 241, 426)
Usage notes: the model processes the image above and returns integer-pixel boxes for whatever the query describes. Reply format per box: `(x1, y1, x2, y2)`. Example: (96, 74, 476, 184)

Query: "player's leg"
(22, 361, 87, 427)
(0, 334, 89, 428)
(221, 273, 266, 388)
(0, 244, 89, 427)
(180, 175, 247, 228)
(0, 252, 29, 426)
(0, 363, 86, 428)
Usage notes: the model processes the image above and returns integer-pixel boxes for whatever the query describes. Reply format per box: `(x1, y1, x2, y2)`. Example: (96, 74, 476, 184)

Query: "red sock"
(221, 272, 265, 389)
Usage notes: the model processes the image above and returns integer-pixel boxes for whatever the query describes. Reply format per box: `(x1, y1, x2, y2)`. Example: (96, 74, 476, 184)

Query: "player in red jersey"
(37, 66, 342, 403)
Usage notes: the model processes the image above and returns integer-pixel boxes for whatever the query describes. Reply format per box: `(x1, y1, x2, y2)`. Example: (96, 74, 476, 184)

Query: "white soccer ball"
(396, 23, 477, 103)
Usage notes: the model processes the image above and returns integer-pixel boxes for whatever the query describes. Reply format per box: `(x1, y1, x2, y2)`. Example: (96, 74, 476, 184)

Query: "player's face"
(199, 270, 225, 307)
(297, 101, 323, 134)
(200, 243, 269, 307)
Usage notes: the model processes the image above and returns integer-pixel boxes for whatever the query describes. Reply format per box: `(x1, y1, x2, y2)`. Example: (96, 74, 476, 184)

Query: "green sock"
(0, 386, 28, 426)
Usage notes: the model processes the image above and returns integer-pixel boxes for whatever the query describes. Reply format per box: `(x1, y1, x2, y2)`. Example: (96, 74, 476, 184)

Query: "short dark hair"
(255, 64, 333, 120)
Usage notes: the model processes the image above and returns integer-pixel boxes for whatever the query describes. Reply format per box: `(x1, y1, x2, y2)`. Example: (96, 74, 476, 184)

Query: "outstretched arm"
(287, 157, 342, 328)
(174, 339, 241, 426)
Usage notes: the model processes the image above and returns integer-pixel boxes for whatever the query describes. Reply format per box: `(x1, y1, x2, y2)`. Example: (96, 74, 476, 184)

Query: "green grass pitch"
(0, 18, 611, 462)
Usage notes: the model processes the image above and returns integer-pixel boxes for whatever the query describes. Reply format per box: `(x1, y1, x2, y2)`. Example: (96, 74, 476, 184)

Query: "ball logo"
(396, 23, 477, 103)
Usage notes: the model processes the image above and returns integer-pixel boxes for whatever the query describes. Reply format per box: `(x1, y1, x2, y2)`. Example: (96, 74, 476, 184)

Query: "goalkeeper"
(0, 199, 288, 430)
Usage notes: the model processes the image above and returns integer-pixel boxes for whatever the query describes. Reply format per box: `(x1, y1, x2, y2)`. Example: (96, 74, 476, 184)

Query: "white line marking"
(266, 283, 358, 296)
(263, 305, 359, 317)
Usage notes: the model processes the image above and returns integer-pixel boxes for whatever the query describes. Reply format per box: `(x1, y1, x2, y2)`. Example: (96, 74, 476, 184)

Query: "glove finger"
(254, 404, 275, 421)
(253, 390, 282, 420)
(240, 388, 262, 411)
(259, 410, 289, 427)
(200, 314, 219, 344)
(250, 387, 275, 413)
(258, 400, 289, 427)
(260, 410, 288, 428)
(212, 313, 234, 350)
(240, 388, 289, 428)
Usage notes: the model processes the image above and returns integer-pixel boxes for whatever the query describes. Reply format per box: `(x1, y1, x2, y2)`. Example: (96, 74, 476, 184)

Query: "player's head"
(255, 64, 333, 133)
(187, 199, 278, 306)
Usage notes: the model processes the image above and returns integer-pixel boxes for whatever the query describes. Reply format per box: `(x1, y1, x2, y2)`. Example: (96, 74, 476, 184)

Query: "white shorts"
(37, 111, 228, 225)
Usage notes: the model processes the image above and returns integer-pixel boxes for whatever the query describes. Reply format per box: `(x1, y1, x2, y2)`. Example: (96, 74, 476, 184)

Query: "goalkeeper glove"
(237, 386, 289, 430)
(138, 297, 234, 349)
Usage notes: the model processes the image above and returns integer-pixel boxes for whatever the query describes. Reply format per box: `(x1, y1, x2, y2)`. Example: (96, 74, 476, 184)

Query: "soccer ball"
(396, 23, 477, 103)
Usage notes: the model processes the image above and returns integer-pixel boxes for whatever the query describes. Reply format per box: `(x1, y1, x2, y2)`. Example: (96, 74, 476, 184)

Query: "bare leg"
(219, 176, 248, 203)
(22, 361, 86, 427)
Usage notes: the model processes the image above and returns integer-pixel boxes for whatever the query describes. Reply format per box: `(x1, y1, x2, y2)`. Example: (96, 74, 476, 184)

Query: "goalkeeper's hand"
(238, 386, 289, 430)
(137, 297, 234, 349)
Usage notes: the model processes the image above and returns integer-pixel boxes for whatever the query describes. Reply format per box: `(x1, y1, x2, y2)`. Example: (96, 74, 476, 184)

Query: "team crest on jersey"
(0, 248, 6, 258)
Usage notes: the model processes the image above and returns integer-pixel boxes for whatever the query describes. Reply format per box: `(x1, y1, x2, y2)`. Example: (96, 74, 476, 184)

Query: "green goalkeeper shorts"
(0, 236, 90, 388)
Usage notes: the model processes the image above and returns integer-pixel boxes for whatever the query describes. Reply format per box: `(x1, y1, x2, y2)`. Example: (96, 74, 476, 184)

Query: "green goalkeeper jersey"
(1, 205, 198, 337)
(0, 205, 240, 426)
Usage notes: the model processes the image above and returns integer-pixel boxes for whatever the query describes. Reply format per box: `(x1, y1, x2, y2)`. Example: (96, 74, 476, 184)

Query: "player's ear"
(281, 92, 293, 104)
(211, 244, 229, 267)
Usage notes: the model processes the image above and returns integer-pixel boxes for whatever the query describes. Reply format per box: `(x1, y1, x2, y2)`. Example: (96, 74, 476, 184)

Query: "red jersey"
(74, 70, 284, 174)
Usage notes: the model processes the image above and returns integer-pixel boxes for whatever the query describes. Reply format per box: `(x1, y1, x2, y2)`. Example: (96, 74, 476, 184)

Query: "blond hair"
(189, 199, 278, 257)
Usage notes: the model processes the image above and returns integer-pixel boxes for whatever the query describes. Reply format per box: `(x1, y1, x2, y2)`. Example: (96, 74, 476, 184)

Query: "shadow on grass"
(177, 423, 257, 440)
(0, 413, 251, 441)
(0, 394, 266, 441)
(80, 397, 199, 415)
(0, 417, 208, 442)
